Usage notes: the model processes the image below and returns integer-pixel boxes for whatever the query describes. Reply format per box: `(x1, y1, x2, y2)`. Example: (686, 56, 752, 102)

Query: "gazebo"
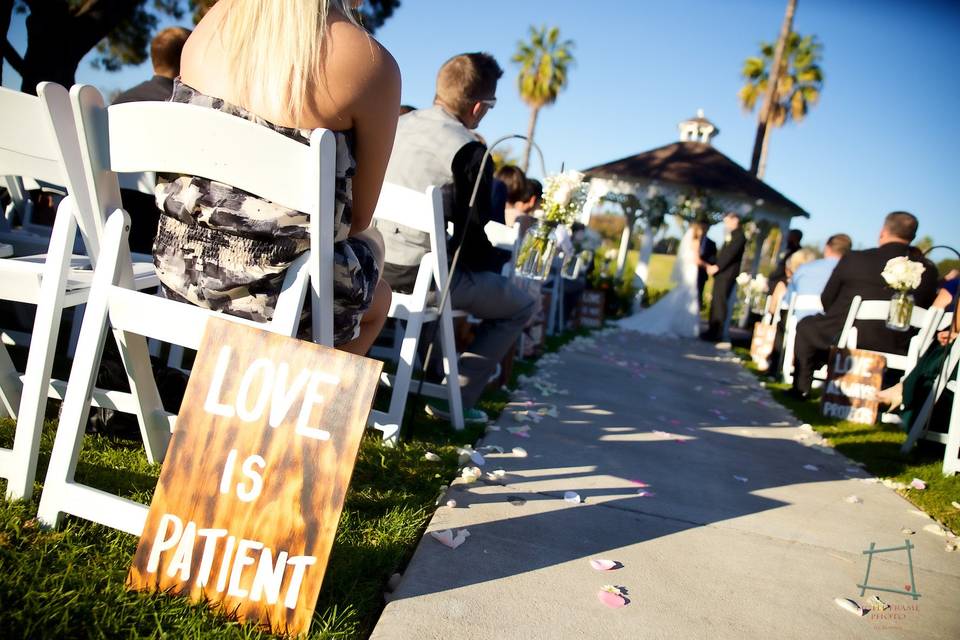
(582, 110, 810, 285)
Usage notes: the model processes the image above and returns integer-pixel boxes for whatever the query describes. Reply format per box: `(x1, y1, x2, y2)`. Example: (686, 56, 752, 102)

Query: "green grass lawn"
(734, 348, 960, 535)
(0, 327, 591, 639)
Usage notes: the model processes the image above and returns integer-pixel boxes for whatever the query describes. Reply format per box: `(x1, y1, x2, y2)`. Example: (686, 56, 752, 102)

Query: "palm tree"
(739, 21, 824, 176)
(512, 25, 574, 173)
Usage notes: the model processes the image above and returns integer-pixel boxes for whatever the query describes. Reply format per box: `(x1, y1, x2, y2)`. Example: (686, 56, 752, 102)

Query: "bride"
(617, 223, 704, 338)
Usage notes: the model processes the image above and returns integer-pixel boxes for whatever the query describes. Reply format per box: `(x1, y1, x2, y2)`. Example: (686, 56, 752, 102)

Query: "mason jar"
(515, 221, 558, 281)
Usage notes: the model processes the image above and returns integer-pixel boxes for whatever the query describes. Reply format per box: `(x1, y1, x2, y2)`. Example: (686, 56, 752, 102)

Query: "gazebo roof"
(583, 141, 809, 218)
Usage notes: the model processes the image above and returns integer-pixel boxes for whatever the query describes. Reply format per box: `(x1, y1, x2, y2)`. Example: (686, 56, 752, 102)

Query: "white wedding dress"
(617, 227, 701, 338)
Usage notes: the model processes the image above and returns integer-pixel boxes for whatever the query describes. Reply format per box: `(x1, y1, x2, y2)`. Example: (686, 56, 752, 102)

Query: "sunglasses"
(479, 98, 497, 109)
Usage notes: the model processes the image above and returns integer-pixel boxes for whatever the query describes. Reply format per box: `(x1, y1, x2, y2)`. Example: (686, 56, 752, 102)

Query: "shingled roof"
(583, 141, 809, 218)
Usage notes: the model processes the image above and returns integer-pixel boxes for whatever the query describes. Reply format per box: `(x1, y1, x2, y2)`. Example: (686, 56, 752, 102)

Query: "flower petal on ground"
(834, 597, 867, 616)
(909, 478, 926, 490)
(803, 464, 820, 471)
(597, 590, 627, 608)
(512, 446, 528, 457)
(424, 452, 441, 462)
(733, 475, 749, 483)
(844, 495, 863, 504)
(430, 528, 470, 549)
(590, 559, 619, 571)
(564, 491, 582, 504)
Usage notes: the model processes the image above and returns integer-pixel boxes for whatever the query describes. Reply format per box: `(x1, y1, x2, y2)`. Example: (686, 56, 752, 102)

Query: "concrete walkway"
(372, 329, 960, 640)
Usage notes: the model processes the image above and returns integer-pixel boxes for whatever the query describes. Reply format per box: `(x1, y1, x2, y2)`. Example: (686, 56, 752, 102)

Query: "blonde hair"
(219, 0, 360, 126)
(787, 247, 817, 274)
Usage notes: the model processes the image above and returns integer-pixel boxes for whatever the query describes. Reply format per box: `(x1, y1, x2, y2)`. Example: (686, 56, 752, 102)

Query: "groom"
(701, 212, 746, 342)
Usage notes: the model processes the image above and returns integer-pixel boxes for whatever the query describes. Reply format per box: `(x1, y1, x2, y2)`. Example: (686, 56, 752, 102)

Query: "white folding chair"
(900, 312, 955, 456)
(0, 84, 158, 501)
(836, 295, 937, 381)
(368, 183, 465, 443)
(942, 354, 960, 476)
(779, 293, 824, 384)
(36, 85, 336, 533)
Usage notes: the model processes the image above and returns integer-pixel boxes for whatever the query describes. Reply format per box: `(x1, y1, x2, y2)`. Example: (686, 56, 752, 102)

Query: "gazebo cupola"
(678, 109, 719, 145)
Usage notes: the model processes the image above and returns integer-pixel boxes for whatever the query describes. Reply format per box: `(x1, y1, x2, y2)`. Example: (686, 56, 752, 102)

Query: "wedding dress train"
(616, 227, 701, 338)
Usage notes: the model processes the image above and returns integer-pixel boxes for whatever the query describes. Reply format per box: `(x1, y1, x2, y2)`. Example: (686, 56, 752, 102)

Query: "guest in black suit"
(696, 220, 717, 311)
(790, 211, 939, 397)
(702, 212, 747, 341)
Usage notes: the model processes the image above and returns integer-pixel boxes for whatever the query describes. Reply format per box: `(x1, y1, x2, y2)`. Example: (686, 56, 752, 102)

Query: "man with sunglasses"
(376, 52, 536, 424)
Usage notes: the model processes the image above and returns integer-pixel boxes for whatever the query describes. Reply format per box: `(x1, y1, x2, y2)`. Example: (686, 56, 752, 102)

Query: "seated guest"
(112, 27, 191, 104)
(780, 233, 852, 319)
(878, 294, 958, 431)
(768, 247, 818, 316)
(514, 177, 542, 237)
(768, 228, 803, 290)
(375, 52, 536, 424)
(496, 165, 529, 228)
(154, 0, 399, 355)
(790, 212, 938, 398)
(112, 26, 192, 253)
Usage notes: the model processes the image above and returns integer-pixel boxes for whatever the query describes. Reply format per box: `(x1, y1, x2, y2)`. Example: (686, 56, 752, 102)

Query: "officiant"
(701, 212, 746, 342)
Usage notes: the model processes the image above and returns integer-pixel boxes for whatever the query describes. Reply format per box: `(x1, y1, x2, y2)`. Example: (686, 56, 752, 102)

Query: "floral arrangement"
(541, 170, 590, 225)
(881, 256, 925, 292)
(736, 272, 768, 296)
(672, 191, 723, 224)
(516, 171, 589, 280)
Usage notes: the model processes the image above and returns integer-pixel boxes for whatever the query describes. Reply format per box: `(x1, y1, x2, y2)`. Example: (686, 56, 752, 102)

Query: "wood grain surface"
(128, 318, 382, 636)
(820, 347, 886, 425)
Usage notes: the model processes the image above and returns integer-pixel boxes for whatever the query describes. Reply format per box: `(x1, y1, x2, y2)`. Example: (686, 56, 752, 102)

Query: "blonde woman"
(152, 0, 400, 355)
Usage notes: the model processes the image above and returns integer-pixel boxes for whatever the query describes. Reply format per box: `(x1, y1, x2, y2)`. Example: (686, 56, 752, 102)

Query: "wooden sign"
(127, 318, 382, 636)
(577, 289, 605, 329)
(749, 321, 777, 370)
(820, 347, 886, 425)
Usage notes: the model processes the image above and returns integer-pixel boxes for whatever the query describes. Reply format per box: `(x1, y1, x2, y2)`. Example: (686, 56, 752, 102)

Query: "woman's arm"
(345, 43, 401, 234)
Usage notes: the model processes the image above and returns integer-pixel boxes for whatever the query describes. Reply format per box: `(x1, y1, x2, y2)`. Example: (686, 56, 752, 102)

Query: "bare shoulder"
(320, 17, 400, 115)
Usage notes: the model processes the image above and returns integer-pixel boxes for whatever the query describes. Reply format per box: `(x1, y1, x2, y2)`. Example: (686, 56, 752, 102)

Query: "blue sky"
(5, 0, 959, 256)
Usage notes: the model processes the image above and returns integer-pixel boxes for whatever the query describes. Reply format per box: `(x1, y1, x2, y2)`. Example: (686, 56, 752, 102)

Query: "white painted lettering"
(220, 449, 238, 495)
(215, 535, 237, 593)
(194, 528, 228, 588)
(146, 513, 183, 573)
(269, 363, 311, 428)
(227, 539, 264, 599)
(236, 454, 266, 502)
(204, 346, 235, 418)
(166, 520, 196, 581)
(236, 358, 274, 422)
(250, 548, 289, 604)
(284, 555, 318, 609)
(295, 371, 340, 441)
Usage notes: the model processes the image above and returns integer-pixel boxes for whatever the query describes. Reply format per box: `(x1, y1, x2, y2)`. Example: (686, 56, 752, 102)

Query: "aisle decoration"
(881, 256, 925, 331)
(516, 170, 589, 280)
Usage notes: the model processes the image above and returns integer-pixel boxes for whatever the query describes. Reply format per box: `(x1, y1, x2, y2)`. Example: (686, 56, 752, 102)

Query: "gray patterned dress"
(152, 80, 379, 345)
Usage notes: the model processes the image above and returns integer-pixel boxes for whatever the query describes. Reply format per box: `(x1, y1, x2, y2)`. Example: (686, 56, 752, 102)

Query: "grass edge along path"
(733, 347, 960, 538)
(0, 328, 589, 640)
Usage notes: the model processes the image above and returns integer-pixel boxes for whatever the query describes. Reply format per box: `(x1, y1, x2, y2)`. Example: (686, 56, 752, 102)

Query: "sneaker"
(425, 399, 489, 425)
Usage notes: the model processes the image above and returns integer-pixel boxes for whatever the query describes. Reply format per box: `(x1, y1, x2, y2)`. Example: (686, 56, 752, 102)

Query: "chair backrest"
(69, 85, 336, 343)
(0, 84, 95, 248)
(837, 295, 932, 373)
(372, 182, 449, 293)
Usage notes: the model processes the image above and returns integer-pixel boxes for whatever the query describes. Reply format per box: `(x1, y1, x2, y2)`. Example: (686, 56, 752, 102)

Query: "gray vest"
(376, 105, 477, 266)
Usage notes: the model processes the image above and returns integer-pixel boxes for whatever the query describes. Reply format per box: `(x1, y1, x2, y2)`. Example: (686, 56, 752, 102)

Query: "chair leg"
(0, 343, 21, 419)
(943, 386, 960, 476)
(2, 204, 78, 500)
(113, 327, 171, 463)
(900, 391, 936, 454)
(438, 308, 465, 431)
(66, 304, 84, 359)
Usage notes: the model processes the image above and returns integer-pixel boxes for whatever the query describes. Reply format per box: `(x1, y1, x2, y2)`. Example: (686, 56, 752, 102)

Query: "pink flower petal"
(597, 590, 627, 608)
(590, 559, 618, 571)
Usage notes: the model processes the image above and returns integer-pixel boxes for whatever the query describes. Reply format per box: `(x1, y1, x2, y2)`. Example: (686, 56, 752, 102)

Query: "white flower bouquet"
(881, 256, 926, 331)
(516, 171, 589, 280)
(881, 256, 925, 292)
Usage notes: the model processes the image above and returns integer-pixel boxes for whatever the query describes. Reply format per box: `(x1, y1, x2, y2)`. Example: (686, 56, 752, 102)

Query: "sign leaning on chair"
(820, 347, 887, 425)
(127, 319, 382, 636)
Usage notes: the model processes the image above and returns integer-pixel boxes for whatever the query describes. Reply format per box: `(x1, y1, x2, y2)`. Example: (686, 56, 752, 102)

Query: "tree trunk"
(521, 105, 540, 174)
(19, 0, 135, 94)
(757, 123, 773, 180)
(749, 0, 797, 177)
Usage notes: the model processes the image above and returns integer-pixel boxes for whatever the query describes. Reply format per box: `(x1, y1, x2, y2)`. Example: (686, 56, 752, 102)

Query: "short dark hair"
(522, 178, 543, 202)
(883, 211, 919, 242)
(435, 52, 503, 116)
(399, 104, 416, 115)
(151, 27, 191, 77)
(496, 165, 526, 203)
(788, 229, 803, 241)
(826, 233, 852, 256)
